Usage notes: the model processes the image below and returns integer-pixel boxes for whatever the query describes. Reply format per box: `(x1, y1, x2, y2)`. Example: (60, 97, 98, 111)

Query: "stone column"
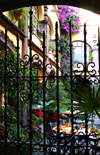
(22, 12, 28, 58)
(43, 5, 49, 68)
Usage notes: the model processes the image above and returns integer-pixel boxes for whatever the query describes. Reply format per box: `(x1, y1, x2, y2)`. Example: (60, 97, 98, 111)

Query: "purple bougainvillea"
(59, 5, 81, 33)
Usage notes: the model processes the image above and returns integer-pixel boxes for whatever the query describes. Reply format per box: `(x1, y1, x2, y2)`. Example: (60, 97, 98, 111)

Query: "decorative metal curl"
(47, 130, 58, 144)
(7, 129, 17, 142)
(21, 129, 30, 142)
(32, 88, 43, 102)
(75, 132, 85, 146)
(45, 64, 54, 76)
(44, 63, 55, 90)
(20, 89, 30, 102)
(86, 62, 99, 84)
(32, 54, 42, 67)
(88, 132, 98, 146)
(87, 76, 99, 85)
(20, 54, 30, 67)
(32, 144, 43, 154)
(45, 77, 55, 90)
(20, 143, 30, 154)
(73, 63, 84, 76)
(32, 132, 43, 144)
(74, 146, 86, 155)
(87, 62, 96, 76)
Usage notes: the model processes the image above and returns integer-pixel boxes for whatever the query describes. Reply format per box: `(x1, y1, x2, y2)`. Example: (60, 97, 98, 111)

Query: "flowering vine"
(59, 5, 81, 33)
(58, 36, 70, 75)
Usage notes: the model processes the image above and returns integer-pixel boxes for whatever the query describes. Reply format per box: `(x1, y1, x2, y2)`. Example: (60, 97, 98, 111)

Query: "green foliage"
(0, 50, 38, 107)
(31, 113, 43, 126)
(0, 105, 24, 125)
(44, 80, 70, 102)
(32, 21, 38, 27)
(33, 99, 69, 114)
(89, 52, 93, 61)
(58, 36, 72, 87)
(45, 39, 47, 42)
(66, 86, 100, 119)
(38, 31, 43, 36)
(9, 7, 29, 31)
(58, 36, 70, 55)
(49, 45, 56, 52)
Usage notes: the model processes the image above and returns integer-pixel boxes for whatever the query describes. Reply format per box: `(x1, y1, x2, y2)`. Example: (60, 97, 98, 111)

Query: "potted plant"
(41, 39, 47, 46)
(14, 10, 22, 20)
(89, 52, 93, 62)
(9, 7, 29, 31)
(48, 45, 56, 57)
(38, 31, 43, 40)
(58, 52, 61, 59)
(49, 45, 53, 53)
(32, 21, 38, 34)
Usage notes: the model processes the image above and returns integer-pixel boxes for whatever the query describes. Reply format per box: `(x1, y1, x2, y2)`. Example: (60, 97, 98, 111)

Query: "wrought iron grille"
(0, 8, 100, 155)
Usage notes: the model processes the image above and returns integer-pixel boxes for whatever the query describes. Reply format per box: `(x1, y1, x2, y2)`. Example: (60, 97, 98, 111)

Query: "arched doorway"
(0, 3, 100, 155)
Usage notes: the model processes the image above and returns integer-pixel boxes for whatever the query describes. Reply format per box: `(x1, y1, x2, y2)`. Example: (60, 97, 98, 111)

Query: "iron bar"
(17, 33, 20, 151)
(98, 26, 100, 88)
(56, 21, 60, 155)
(29, 8, 33, 155)
(4, 25, 8, 146)
(43, 31, 46, 155)
(84, 23, 88, 155)
(69, 20, 73, 136)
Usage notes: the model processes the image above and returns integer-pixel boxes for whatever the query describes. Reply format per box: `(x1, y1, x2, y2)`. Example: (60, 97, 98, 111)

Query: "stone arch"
(0, 1, 100, 15)
(72, 40, 92, 49)
(48, 16, 54, 39)
(37, 6, 43, 20)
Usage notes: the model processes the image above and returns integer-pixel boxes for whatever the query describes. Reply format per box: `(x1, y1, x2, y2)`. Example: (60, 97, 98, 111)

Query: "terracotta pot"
(39, 35, 43, 41)
(14, 11, 22, 20)
(41, 41, 47, 47)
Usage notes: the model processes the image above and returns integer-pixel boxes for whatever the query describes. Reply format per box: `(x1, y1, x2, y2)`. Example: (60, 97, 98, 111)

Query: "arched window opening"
(73, 41, 92, 64)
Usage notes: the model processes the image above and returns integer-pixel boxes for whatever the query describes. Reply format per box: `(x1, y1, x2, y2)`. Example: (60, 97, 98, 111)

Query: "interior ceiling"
(0, 0, 100, 14)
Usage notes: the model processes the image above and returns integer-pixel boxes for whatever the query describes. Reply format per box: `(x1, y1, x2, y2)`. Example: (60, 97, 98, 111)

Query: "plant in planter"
(48, 45, 53, 55)
(45, 39, 47, 43)
(52, 46, 56, 54)
(41, 39, 48, 46)
(32, 21, 38, 34)
(38, 31, 43, 37)
(89, 52, 93, 62)
(49, 45, 56, 56)
(9, 7, 29, 31)
(38, 31, 43, 41)
(58, 52, 61, 59)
